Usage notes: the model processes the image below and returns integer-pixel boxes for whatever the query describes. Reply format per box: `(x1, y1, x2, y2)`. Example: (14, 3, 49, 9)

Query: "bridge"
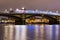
(0, 10, 60, 25)
(0, 10, 60, 17)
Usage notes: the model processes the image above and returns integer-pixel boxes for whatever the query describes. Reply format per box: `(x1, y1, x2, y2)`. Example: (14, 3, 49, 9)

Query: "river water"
(0, 24, 60, 40)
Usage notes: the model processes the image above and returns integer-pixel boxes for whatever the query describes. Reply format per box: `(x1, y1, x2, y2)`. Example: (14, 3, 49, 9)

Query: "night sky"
(0, 0, 60, 11)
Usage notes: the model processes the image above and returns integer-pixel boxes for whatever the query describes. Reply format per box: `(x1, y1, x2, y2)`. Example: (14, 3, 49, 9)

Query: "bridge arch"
(25, 15, 59, 24)
(0, 13, 59, 24)
(0, 14, 23, 24)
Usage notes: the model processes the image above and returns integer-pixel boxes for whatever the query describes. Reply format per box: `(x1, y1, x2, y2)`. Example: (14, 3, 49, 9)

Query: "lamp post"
(21, 7, 25, 25)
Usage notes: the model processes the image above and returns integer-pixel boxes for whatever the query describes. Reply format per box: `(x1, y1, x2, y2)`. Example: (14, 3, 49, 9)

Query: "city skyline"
(0, 0, 60, 12)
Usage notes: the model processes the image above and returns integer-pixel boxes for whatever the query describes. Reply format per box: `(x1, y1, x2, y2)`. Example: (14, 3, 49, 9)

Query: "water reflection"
(4, 24, 14, 40)
(15, 25, 27, 40)
(0, 24, 60, 40)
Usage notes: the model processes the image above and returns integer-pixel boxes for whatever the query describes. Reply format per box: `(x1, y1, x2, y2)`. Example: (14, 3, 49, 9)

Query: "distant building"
(3, 9, 9, 13)
(15, 8, 21, 13)
(15, 7, 25, 13)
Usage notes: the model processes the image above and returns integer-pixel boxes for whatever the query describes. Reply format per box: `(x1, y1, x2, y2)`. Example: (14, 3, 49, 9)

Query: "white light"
(22, 7, 25, 10)
(16, 8, 20, 11)
(15, 8, 20, 13)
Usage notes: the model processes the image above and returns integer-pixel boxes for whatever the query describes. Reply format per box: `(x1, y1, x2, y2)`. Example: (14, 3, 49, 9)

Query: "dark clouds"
(0, 0, 60, 11)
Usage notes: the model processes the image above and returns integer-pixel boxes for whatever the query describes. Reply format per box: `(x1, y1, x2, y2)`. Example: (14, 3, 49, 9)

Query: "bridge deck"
(0, 10, 60, 16)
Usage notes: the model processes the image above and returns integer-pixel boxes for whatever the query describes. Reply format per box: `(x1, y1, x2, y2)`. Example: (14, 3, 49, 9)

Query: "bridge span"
(0, 10, 60, 24)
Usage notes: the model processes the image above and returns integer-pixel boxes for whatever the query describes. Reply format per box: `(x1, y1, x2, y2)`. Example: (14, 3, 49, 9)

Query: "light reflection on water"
(0, 24, 60, 40)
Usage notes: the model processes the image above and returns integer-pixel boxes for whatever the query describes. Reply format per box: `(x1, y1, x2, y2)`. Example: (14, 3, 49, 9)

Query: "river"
(0, 24, 60, 40)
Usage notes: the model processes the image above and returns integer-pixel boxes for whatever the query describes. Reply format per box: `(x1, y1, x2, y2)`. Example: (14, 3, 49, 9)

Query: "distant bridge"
(0, 10, 60, 24)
